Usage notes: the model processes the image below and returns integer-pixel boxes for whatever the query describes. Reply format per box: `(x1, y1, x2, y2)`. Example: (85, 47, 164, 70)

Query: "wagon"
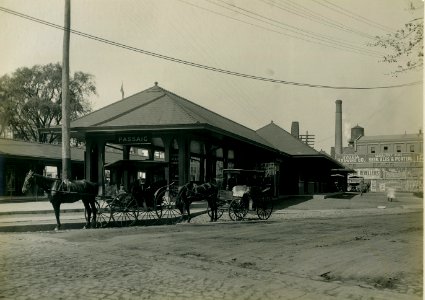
(90, 182, 167, 228)
(211, 169, 274, 221)
(86, 160, 176, 227)
(347, 175, 370, 193)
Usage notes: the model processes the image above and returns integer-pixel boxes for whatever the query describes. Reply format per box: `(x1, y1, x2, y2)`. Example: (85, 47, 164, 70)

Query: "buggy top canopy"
(104, 160, 168, 171)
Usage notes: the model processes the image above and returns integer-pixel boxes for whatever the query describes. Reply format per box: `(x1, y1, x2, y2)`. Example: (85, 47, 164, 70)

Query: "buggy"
(211, 169, 273, 221)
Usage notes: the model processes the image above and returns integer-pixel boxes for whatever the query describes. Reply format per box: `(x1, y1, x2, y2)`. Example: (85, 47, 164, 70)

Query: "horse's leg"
(83, 200, 91, 229)
(207, 198, 216, 222)
(52, 202, 62, 231)
(214, 197, 219, 221)
(90, 198, 97, 228)
(186, 203, 191, 223)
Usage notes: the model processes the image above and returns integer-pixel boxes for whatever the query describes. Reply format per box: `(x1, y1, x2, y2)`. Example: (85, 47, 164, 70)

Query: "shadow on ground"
(273, 196, 313, 210)
(331, 192, 358, 200)
(273, 193, 359, 210)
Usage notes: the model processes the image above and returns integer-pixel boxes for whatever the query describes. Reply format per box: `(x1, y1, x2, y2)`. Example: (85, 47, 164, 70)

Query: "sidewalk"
(0, 201, 84, 215)
(0, 192, 421, 232)
(0, 199, 209, 232)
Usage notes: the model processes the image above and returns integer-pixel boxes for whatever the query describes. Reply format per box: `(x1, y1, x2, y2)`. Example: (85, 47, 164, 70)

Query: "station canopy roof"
(256, 121, 319, 156)
(104, 159, 168, 170)
(66, 83, 275, 151)
(256, 122, 348, 170)
(46, 83, 349, 170)
(0, 138, 140, 163)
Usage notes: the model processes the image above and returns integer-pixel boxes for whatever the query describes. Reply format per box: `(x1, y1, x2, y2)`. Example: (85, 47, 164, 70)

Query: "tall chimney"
(291, 121, 299, 138)
(335, 100, 343, 155)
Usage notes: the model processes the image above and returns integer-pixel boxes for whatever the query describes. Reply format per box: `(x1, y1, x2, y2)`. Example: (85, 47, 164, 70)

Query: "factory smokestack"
(335, 100, 343, 155)
(291, 121, 299, 138)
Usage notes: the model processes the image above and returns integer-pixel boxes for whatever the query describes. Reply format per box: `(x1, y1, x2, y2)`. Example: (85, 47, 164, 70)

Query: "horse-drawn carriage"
(92, 160, 181, 227)
(22, 165, 274, 230)
(210, 169, 274, 221)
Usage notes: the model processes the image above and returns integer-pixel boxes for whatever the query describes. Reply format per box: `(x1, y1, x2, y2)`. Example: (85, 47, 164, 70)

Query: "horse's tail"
(175, 184, 187, 212)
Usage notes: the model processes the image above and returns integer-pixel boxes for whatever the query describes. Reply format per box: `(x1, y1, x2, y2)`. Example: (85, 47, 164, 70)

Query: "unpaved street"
(0, 193, 422, 299)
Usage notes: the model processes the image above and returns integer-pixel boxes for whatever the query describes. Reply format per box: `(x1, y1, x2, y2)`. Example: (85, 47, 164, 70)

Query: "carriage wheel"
(228, 198, 247, 221)
(256, 195, 273, 220)
(137, 198, 160, 225)
(154, 186, 181, 224)
(84, 199, 109, 228)
(110, 194, 138, 227)
(95, 198, 111, 228)
(207, 202, 224, 220)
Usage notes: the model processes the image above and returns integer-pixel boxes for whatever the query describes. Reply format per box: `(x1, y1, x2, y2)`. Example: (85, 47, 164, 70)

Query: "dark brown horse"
(22, 170, 98, 230)
(176, 182, 218, 222)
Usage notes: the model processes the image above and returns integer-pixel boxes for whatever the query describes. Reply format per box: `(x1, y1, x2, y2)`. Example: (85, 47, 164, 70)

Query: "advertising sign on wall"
(355, 168, 382, 179)
(337, 153, 422, 164)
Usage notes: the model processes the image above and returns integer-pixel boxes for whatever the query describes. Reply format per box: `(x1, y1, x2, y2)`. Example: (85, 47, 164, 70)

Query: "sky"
(0, 0, 423, 153)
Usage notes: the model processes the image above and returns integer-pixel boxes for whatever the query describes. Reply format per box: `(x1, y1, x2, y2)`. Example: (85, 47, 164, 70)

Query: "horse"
(22, 170, 98, 230)
(176, 182, 218, 222)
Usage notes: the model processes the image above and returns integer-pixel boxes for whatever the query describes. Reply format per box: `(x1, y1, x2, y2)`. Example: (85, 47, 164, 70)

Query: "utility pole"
(299, 131, 315, 147)
(61, 0, 71, 180)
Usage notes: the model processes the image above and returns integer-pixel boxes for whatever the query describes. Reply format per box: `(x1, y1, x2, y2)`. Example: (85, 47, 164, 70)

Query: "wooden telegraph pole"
(61, 0, 71, 180)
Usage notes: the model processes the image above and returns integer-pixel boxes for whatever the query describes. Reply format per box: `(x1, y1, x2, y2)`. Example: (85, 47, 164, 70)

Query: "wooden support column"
(122, 145, 130, 160)
(122, 145, 130, 190)
(97, 141, 105, 196)
(178, 135, 189, 186)
(204, 143, 213, 182)
(84, 139, 94, 182)
(148, 145, 155, 160)
(162, 136, 172, 184)
(199, 142, 205, 183)
(223, 146, 229, 169)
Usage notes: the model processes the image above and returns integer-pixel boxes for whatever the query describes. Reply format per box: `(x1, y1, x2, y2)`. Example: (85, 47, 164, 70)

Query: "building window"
(383, 146, 388, 152)
(154, 151, 165, 160)
(396, 145, 401, 153)
(370, 146, 375, 154)
(410, 145, 415, 152)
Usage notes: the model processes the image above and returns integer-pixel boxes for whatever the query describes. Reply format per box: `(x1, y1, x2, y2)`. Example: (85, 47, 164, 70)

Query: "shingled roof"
(0, 138, 135, 163)
(256, 121, 320, 156)
(0, 138, 85, 161)
(357, 133, 423, 142)
(70, 83, 275, 150)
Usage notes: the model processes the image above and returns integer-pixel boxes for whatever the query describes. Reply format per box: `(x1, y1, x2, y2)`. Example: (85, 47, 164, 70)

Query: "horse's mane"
(52, 179, 98, 195)
(32, 173, 59, 193)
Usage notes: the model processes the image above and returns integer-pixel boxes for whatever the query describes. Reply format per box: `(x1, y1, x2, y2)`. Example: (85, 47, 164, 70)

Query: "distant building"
(0, 138, 142, 196)
(334, 126, 423, 192)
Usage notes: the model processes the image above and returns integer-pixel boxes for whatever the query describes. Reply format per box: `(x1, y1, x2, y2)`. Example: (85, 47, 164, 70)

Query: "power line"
(179, 0, 381, 58)
(0, 6, 421, 90)
(268, 0, 375, 40)
(206, 0, 384, 57)
(313, 0, 396, 33)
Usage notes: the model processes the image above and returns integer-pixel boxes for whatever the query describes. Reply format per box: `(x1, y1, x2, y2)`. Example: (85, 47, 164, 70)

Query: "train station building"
(1, 83, 350, 197)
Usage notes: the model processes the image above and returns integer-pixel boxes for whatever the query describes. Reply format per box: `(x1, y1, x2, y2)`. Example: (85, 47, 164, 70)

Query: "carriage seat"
(232, 185, 250, 197)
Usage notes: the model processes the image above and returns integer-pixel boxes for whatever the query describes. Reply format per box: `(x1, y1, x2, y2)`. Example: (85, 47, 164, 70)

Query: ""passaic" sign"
(114, 133, 151, 144)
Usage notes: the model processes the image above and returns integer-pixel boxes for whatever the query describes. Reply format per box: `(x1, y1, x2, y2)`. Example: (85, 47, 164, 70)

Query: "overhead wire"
(167, 5, 267, 124)
(178, 0, 381, 58)
(206, 0, 384, 57)
(267, 0, 375, 40)
(313, 0, 397, 33)
(0, 6, 421, 90)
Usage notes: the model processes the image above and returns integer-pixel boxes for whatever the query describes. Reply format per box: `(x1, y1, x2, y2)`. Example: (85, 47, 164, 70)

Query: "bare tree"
(369, 2, 423, 76)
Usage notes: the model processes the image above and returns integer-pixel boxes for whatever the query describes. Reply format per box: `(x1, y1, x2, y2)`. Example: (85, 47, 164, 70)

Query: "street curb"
(0, 209, 85, 216)
(0, 209, 208, 233)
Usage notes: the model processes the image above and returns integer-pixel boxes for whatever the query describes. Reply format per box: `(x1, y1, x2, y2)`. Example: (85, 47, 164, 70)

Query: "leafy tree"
(0, 63, 96, 143)
(369, 2, 423, 76)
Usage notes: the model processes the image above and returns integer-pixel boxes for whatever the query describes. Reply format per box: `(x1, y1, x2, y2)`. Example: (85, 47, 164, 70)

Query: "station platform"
(0, 198, 208, 232)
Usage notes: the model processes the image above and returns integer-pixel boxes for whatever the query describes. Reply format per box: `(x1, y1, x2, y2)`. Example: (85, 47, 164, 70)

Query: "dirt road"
(0, 193, 422, 299)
